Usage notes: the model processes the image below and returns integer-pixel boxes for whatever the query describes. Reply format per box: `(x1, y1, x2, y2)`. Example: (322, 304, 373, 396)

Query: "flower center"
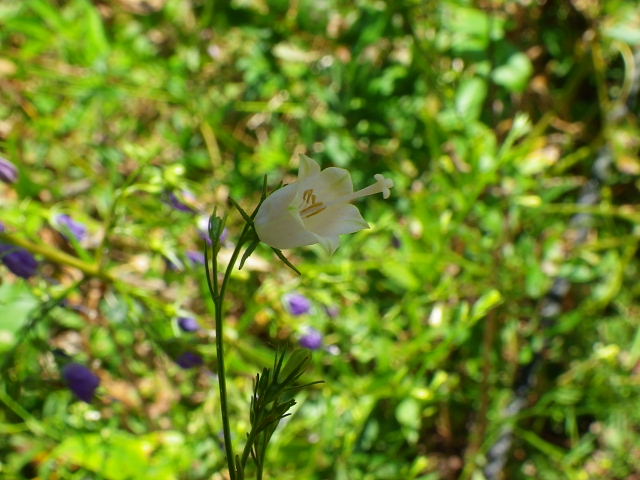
(299, 189, 326, 218)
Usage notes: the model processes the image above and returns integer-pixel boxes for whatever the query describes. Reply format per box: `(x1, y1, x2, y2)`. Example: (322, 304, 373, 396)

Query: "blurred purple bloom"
(164, 190, 196, 213)
(285, 293, 311, 316)
(199, 230, 212, 245)
(62, 363, 100, 403)
(299, 328, 323, 350)
(391, 234, 402, 249)
(176, 351, 204, 369)
(178, 316, 200, 332)
(55, 214, 87, 241)
(0, 157, 18, 184)
(187, 250, 205, 265)
(0, 244, 38, 278)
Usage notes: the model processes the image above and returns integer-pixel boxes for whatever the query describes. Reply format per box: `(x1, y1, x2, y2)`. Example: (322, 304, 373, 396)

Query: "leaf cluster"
(238, 349, 321, 479)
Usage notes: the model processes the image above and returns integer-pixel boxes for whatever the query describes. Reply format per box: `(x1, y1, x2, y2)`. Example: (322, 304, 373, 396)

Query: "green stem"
(212, 224, 253, 480)
(0, 232, 108, 279)
(0, 233, 181, 310)
(240, 428, 258, 473)
(205, 196, 266, 480)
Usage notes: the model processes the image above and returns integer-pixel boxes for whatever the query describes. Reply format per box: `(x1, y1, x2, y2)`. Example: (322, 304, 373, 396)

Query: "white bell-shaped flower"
(254, 155, 393, 253)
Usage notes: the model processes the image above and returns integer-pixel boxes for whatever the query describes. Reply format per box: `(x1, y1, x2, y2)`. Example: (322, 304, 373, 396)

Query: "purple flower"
(178, 316, 200, 332)
(62, 363, 100, 403)
(299, 328, 323, 350)
(285, 293, 311, 316)
(0, 244, 38, 278)
(55, 214, 87, 242)
(187, 250, 206, 265)
(176, 351, 204, 369)
(0, 157, 18, 184)
(164, 190, 196, 213)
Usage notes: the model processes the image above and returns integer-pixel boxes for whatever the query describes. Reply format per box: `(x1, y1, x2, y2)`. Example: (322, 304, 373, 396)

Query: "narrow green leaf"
(271, 248, 301, 275)
(229, 197, 253, 224)
(239, 236, 260, 270)
(279, 349, 310, 385)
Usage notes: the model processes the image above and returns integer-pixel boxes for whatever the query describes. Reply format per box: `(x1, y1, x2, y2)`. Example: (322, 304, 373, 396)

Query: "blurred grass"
(1, 0, 640, 479)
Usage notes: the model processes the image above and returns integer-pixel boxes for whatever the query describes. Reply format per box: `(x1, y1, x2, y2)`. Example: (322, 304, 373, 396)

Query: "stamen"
(299, 188, 327, 218)
(302, 189, 315, 204)
(300, 202, 325, 216)
(303, 206, 327, 218)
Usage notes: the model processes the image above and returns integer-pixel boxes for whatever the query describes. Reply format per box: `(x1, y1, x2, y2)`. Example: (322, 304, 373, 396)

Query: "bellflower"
(299, 327, 323, 350)
(55, 214, 87, 242)
(0, 157, 18, 184)
(176, 351, 204, 369)
(178, 316, 200, 332)
(187, 250, 206, 265)
(62, 363, 100, 403)
(285, 293, 311, 316)
(254, 155, 393, 253)
(164, 190, 197, 213)
(0, 244, 38, 278)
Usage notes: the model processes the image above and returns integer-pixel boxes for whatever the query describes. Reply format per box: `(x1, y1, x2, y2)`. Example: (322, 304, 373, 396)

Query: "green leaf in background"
(396, 397, 421, 444)
(456, 77, 488, 122)
(46, 431, 192, 480)
(492, 52, 534, 93)
(0, 282, 38, 352)
(443, 4, 505, 52)
(470, 289, 503, 323)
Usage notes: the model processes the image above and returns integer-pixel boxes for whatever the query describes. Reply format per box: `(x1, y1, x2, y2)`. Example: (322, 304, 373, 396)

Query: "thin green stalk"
(239, 426, 258, 473)
(0, 233, 174, 313)
(0, 232, 106, 279)
(208, 223, 252, 480)
(205, 194, 267, 480)
(214, 282, 236, 480)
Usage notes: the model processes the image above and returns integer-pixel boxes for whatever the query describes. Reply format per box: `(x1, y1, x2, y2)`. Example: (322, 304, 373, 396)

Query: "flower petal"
(315, 167, 353, 198)
(313, 233, 341, 254)
(296, 166, 353, 208)
(298, 154, 321, 180)
(256, 210, 317, 248)
(303, 204, 369, 237)
(255, 184, 318, 248)
(256, 182, 298, 215)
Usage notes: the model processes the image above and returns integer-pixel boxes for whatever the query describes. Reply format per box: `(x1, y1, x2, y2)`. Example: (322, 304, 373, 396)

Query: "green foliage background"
(1, 0, 640, 478)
